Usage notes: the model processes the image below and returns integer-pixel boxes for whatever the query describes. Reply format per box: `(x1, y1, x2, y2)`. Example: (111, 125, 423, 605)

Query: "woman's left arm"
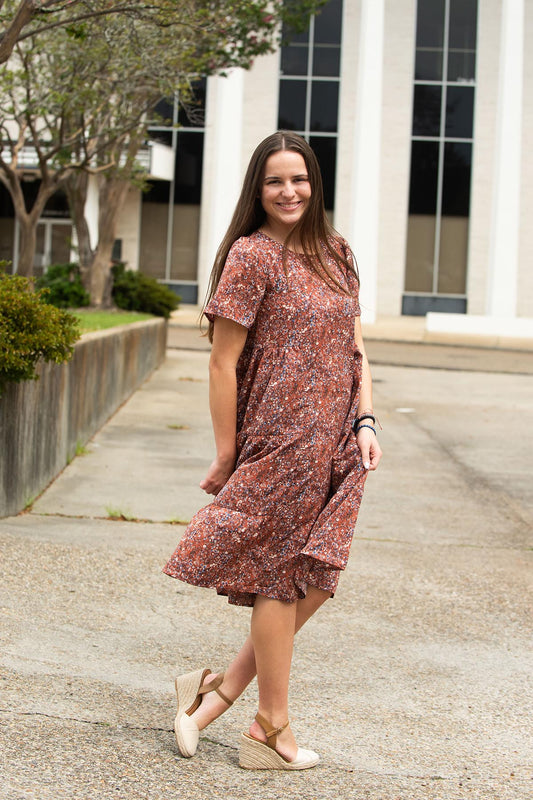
(354, 317, 382, 471)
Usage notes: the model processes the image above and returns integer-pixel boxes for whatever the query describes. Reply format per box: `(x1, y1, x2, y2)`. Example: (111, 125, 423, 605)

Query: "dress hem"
(162, 564, 339, 607)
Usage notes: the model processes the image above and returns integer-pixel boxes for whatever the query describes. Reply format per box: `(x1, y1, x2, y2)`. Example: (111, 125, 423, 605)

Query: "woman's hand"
(200, 454, 235, 495)
(356, 428, 382, 471)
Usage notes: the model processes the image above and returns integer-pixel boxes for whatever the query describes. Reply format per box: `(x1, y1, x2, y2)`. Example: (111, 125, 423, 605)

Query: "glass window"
(415, 48, 443, 81)
(437, 215, 468, 293)
(445, 86, 474, 138)
(174, 132, 204, 204)
(441, 142, 472, 216)
(312, 46, 340, 77)
(309, 136, 336, 210)
(281, 45, 309, 75)
(278, 2, 343, 214)
(152, 98, 173, 125)
(405, 216, 436, 293)
(314, 0, 342, 44)
(408, 141, 439, 215)
(0, 184, 14, 216)
(447, 51, 476, 83)
(143, 179, 171, 204)
(310, 82, 339, 132)
(412, 85, 442, 137)
(282, 21, 309, 44)
(416, 0, 445, 47)
(148, 130, 172, 147)
(278, 80, 307, 130)
(449, 0, 478, 50)
(178, 79, 206, 128)
(405, 0, 478, 310)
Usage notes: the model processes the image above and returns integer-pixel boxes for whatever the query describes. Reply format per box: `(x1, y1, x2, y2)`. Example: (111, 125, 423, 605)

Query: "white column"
(348, 0, 384, 324)
(486, 0, 524, 318)
(197, 70, 244, 305)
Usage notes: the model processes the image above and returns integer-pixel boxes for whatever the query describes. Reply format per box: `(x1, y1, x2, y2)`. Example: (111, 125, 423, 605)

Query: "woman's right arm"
(199, 316, 248, 495)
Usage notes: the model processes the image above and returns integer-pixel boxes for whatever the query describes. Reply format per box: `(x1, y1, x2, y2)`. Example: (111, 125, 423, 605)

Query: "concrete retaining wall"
(0, 318, 167, 518)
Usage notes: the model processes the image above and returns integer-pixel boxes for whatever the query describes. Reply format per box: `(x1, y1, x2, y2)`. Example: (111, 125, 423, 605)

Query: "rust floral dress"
(163, 230, 367, 606)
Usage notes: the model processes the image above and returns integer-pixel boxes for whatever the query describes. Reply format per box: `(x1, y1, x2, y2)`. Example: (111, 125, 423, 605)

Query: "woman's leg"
(249, 594, 298, 759)
(191, 587, 330, 732)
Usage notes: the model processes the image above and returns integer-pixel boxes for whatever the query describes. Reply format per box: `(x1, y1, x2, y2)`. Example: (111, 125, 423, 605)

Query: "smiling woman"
(259, 150, 312, 243)
(163, 130, 382, 771)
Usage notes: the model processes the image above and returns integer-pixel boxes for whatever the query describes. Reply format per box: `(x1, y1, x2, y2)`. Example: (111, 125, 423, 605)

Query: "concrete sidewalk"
(1, 346, 532, 799)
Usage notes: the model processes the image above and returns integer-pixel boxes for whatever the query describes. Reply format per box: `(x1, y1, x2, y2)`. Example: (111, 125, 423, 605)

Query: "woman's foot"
(190, 672, 233, 731)
(248, 716, 297, 762)
(240, 712, 319, 770)
(174, 668, 233, 757)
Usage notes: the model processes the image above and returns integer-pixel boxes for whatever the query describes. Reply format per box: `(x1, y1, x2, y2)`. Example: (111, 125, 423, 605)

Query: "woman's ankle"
(190, 673, 231, 731)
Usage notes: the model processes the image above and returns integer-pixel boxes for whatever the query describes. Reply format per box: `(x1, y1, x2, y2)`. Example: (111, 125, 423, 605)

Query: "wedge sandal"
(239, 712, 320, 770)
(174, 668, 233, 757)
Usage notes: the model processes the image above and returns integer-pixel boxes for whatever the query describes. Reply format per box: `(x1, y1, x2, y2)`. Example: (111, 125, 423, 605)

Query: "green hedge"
(111, 263, 179, 319)
(0, 269, 80, 394)
(36, 263, 90, 308)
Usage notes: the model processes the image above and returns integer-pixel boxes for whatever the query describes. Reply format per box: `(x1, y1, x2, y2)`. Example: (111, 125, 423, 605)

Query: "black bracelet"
(356, 413, 375, 424)
(356, 423, 376, 435)
(352, 413, 375, 432)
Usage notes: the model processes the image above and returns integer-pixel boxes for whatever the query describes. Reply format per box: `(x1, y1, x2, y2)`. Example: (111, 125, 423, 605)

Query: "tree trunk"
(88, 175, 130, 308)
(16, 214, 37, 278)
(64, 171, 94, 291)
(2, 166, 61, 277)
(0, 1, 35, 65)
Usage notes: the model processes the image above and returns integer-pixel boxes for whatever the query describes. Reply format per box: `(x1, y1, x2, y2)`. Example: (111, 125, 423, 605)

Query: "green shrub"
(111, 263, 179, 319)
(36, 262, 90, 308)
(0, 270, 80, 394)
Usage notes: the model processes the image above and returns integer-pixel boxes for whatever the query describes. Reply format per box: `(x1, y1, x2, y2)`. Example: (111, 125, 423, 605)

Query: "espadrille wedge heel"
(174, 668, 233, 757)
(239, 712, 320, 770)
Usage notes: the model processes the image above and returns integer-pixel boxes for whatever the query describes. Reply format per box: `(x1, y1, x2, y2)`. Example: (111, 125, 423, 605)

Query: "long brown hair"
(203, 131, 358, 341)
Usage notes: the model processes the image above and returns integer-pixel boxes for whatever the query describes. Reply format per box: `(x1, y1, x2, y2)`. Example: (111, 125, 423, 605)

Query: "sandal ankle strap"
(197, 672, 233, 707)
(255, 712, 289, 750)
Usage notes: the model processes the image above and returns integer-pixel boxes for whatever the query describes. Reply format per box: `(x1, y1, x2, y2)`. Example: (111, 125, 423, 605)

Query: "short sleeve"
(204, 237, 268, 329)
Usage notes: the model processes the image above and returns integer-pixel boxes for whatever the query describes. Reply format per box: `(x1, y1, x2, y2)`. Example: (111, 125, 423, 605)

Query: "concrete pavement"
(1, 336, 532, 799)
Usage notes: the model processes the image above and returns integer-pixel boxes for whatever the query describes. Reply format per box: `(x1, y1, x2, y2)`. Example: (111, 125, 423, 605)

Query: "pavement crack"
(28, 511, 190, 526)
(0, 708, 172, 733)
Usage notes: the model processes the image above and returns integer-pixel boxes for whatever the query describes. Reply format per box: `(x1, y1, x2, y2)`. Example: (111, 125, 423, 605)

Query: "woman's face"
(260, 150, 311, 237)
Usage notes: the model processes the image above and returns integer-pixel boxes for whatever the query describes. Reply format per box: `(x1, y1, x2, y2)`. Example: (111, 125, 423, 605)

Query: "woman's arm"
(199, 316, 249, 495)
(354, 317, 382, 472)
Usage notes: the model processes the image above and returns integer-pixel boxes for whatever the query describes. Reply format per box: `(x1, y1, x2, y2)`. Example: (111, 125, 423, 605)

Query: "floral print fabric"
(163, 231, 367, 606)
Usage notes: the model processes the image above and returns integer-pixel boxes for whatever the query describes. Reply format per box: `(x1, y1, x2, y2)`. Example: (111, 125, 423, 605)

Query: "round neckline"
(254, 229, 306, 255)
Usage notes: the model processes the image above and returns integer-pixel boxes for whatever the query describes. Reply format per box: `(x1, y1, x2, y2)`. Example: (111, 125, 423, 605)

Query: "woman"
(163, 131, 382, 770)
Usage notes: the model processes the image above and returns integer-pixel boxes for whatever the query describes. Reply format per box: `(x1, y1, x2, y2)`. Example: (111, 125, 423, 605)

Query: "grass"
(74, 309, 153, 333)
(105, 506, 137, 521)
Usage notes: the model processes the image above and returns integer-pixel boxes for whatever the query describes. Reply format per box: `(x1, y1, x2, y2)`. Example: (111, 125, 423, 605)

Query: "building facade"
(2, 0, 532, 331)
